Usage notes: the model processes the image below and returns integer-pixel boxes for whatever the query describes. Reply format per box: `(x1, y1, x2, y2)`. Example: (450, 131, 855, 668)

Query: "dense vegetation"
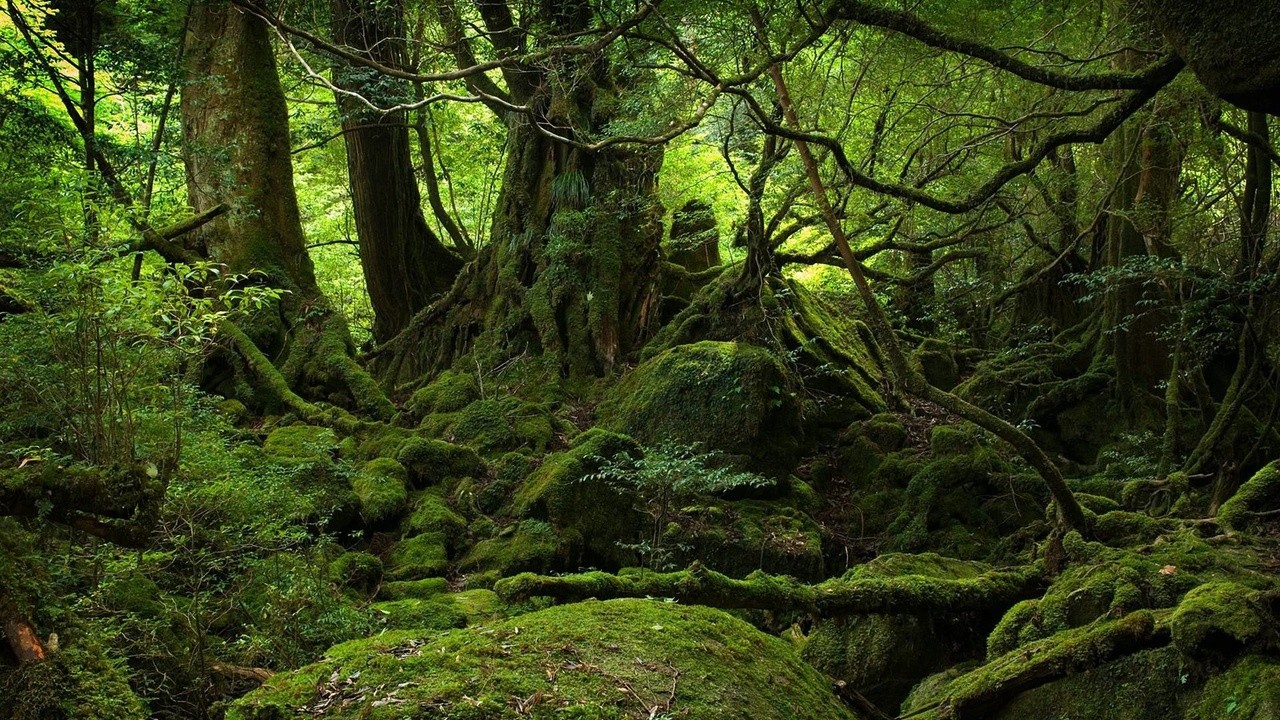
(2, 0, 1279, 717)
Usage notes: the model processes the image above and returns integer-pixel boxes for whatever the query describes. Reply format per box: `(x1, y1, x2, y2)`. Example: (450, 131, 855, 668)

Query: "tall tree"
(331, 0, 462, 344)
(181, 0, 391, 416)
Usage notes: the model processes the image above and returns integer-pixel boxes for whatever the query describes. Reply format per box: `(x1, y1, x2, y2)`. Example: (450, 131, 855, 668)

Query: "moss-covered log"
(931, 611, 1170, 720)
(494, 561, 1043, 617)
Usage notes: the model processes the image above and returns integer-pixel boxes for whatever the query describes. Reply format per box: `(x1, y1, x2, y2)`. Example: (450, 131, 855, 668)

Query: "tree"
(330, 0, 462, 343)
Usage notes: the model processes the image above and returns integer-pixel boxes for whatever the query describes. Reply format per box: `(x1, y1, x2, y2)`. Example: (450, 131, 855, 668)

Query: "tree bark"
(331, 0, 462, 344)
(181, 0, 392, 417)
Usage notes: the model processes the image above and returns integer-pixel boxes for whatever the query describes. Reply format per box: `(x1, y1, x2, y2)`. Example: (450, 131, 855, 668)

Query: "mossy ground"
(228, 599, 860, 720)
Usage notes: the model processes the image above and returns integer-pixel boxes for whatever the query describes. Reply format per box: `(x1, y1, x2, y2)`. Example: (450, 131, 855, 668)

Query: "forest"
(1, 0, 1279, 717)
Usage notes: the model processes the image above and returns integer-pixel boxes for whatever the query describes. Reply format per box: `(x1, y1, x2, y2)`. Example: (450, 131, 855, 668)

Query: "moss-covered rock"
(1170, 582, 1267, 660)
(376, 577, 449, 601)
(803, 554, 996, 711)
(459, 520, 567, 581)
(396, 436, 485, 488)
(406, 369, 480, 418)
(328, 551, 383, 597)
(663, 500, 825, 580)
(229, 598, 860, 720)
(385, 533, 449, 581)
(262, 424, 339, 464)
(401, 490, 468, 551)
(913, 338, 960, 391)
(513, 428, 643, 568)
(598, 341, 804, 474)
(351, 458, 409, 527)
(419, 396, 557, 456)
(371, 597, 468, 631)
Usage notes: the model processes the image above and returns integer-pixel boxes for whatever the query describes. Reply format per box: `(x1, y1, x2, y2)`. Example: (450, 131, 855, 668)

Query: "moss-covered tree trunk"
(181, 0, 391, 417)
(331, 0, 462, 344)
(376, 3, 664, 383)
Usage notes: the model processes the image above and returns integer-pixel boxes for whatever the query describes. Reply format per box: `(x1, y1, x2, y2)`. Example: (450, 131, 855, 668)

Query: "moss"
(1218, 460, 1280, 532)
(1170, 582, 1266, 659)
(460, 520, 566, 578)
(929, 422, 989, 456)
(420, 397, 556, 456)
(802, 554, 994, 711)
(216, 397, 249, 424)
(597, 341, 804, 474)
(354, 425, 411, 462)
(913, 338, 960, 391)
(1094, 510, 1172, 544)
(402, 490, 468, 551)
(262, 424, 338, 464)
(863, 413, 908, 451)
(451, 589, 504, 622)
(377, 577, 449, 601)
(1190, 655, 1280, 719)
(406, 369, 480, 418)
(985, 645, 1186, 720)
(229, 599, 860, 720)
(351, 458, 409, 527)
(328, 552, 383, 597)
(385, 533, 450, 581)
(512, 428, 642, 567)
(396, 435, 486, 487)
(664, 500, 825, 580)
(371, 597, 468, 631)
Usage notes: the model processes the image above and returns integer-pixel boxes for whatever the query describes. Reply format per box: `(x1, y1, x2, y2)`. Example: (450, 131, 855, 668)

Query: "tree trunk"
(181, 0, 392, 417)
(331, 0, 462, 344)
(376, 3, 664, 383)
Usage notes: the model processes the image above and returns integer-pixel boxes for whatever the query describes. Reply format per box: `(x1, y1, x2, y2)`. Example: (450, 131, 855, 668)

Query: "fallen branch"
(494, 562, 1043, 617)
(1, 596, 46, 665)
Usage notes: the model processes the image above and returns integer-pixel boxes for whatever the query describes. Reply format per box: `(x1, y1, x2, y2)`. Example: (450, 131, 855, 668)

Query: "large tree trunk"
(331, 0, 462, 344)
(181, 0, 392, 417)
(375, 3, 664, 383)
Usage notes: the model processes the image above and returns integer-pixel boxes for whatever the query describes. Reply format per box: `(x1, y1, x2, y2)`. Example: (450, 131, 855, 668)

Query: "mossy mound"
(405, 369, 480, 419)
(328, 551, 383, 597)
(372, 588, 506, 632)
(661, 498, 825, 580)
(459, 520, 568, 585)
(396, 435, 485, 488)
(598, 341, 804, 474)
(351, 458, 409, 528)
(228, 598, 860, 720)
(262, 424, 339, 464)
(513, 428, 643, 568)
(385, 533, 450, 581)
(419, 396, 557, 456)
(401, 489, 468, 551)
(912, 338, 960, 391)
(802, 554, 997, 710)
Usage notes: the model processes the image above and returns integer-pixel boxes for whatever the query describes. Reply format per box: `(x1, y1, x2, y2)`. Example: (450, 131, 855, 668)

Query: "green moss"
(913, 338, 960, 391)
(351, 458, 409, 527)
(1170, 582, 1265, 659)
(354, 425, 411, 462)
(1218, 460, 1280, 532)
(396, 435, 485, 487)
(666, 500, 825, 580)
(262, 424, 338, 464)
(372, 597, 468, 631)
(460, 520, 566, 578)
(402, 490, 468, 551)
(229, 599, 859, 720)
(377, 577, 449, 601)
(328, 552, 384, 597)
(420, 397, 555, 456)
(513, 428, 642, 567)
(385, 533, 450, 581)
(802, 554, 993, 711)
(863, 413, 908, 451)
(597, 341, 804, 474)
(406, 369, 480, 418)
(1190, 655, 1280, 719)
(929, 423, 989, 456)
